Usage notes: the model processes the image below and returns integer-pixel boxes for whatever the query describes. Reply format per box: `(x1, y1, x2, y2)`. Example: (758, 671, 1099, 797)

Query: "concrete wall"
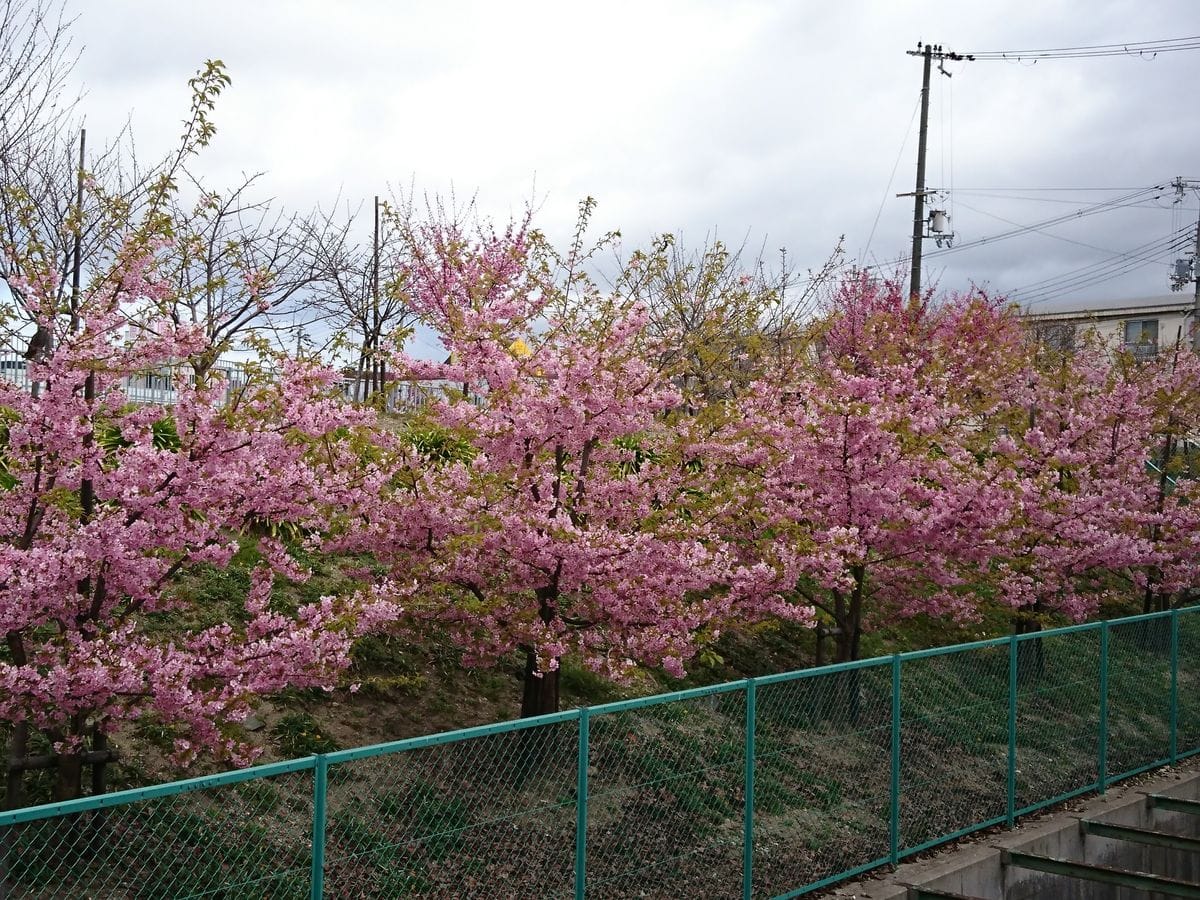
(830, 764, 1200, 900)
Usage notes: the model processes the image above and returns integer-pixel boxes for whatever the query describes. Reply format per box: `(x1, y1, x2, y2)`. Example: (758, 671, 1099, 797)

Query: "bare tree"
(312, 195, 414, 401)
(151, 172, 336, 380)
(0, 0, 76, 161)
(0, 2, 231, 358)
(611, 232, 844, 403)
(0, 0, 79, 352)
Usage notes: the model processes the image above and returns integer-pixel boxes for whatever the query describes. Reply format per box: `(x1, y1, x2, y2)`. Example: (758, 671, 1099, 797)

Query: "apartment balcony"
(1122, 341, 1158, 361)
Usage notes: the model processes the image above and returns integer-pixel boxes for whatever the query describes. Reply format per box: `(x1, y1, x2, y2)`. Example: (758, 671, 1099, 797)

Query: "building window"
(1124, 319, 1159, 359)
(1035, 323, 1076, 352)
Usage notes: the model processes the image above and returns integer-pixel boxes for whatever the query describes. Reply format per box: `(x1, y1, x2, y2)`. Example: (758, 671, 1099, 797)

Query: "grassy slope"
(1, 534, 1148, 799)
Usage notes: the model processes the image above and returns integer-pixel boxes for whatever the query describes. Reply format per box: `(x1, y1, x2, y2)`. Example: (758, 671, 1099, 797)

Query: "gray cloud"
(62, 0, 1200, 306)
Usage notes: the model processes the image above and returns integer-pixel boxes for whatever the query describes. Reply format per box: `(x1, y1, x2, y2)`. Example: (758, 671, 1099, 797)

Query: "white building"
(1022, 294, 1195, 359)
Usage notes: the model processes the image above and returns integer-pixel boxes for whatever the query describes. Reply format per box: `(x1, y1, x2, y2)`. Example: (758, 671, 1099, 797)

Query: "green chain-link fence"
(2, 607, 1198, 899)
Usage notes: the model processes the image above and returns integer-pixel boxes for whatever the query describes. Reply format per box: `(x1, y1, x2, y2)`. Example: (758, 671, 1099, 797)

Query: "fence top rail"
(586, 677, 749, 715)
(756, 653, 892, 685)
(1013, 620, 1104, 643)
(899, 634, 1012, 661)
(324, 707, 581, 765)
(1107, 608, 1177, 626)
(0, 755, 316, 827)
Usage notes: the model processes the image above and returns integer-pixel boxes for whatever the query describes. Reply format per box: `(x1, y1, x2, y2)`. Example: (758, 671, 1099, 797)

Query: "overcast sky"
(67, 0, 1200, 336)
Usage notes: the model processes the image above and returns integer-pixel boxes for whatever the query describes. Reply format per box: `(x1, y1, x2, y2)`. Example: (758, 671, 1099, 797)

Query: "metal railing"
(0, 351, 256, 407)
(1122, 341, 1159, 361)
(0, 351, 460, 413)
(1, 607, 1197, 899)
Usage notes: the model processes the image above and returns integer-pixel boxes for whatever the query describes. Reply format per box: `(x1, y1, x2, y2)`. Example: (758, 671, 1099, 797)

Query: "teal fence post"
(574, 708, 589, 900)
(889, 654, 901, 864)
(310, 755, 328, 900)
(1007, 633, 1018, 827)
(742, 679, 756, 900)
(1170, 607, 1180, 764)
(1098, 622, 1109, 793)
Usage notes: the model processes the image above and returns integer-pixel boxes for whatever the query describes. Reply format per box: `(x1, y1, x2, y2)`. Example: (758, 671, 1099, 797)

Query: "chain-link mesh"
(585, 689, 745, 899)
(752, 663, 891, 897)
(899, 645, 1008, 851)
(1107, 615, 1173, 779)
(1014, 627, 1101, 810)
(1179, 609, 1200, 754)
(3, 609, 1198, 899)
(322, 720, 577, 898)
(0, 769, 313, 899)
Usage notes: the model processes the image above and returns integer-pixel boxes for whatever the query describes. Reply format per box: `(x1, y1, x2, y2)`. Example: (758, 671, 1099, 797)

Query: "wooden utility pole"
(1169, 178, 1200, 352)
(908, 44, 932, 301)
(1192, 207, 1200, 352)
(69, 129, 86, 331)
(372, 194, 381, 396)
(903, 43, 971, 300)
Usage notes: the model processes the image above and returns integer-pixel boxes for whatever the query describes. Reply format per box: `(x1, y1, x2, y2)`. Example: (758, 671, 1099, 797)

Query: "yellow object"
(508, 337, 532, 359)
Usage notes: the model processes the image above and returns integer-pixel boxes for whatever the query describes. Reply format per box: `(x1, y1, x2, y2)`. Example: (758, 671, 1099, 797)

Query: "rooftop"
(1020, 292, 1195, 320)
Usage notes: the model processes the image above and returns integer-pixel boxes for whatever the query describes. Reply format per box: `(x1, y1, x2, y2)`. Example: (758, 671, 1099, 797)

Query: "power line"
(954, 191, 1166, 206)
(1012, 226, 1193, 296)
(926, 187, 1163, 256)
(1011, 227, 1192, 305)
(867, 186, 1164, 271)
(862, 90, 922, 262)
(965, 35, 1200, 61)
(1016, 244, 1182, 304)
(952, 198, 1172, 258)
(951, 186, 1153, 192)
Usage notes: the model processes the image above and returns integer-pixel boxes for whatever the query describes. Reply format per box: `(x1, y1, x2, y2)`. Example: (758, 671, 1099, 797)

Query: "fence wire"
(0, 608, 1197, 899)
(753, 663, 892, 896)
(586, 689, 745, 899)
(0, 768, 312, 899)
(323, 721, 577, 898)
(1107, 616, 1173, 779)
(1180, 612, 1200, 755)
(899, 645, 1008, 852)
(1014, 627, 1102, 812)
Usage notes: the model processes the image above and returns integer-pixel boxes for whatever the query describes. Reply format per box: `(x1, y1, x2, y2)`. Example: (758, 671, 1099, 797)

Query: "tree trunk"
(833, 626, 856, 664)
(521, 585, 562, 718)
(4, 723, 26, 811)
(520, 649, 560, 718)
(833, 568, 866, 664)
(352, 348, 367, 403)
(85, 729, 107, 858)
(190, 352, 217, 389)
(1014, 612, 1045, 683)
(53, 753, 82, 803)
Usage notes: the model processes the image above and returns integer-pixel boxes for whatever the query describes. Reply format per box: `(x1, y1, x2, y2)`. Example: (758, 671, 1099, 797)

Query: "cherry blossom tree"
(0, 236, 385, 804)
(728, 277, 1030, 663)
(1120, 341, 1200, 614)
(980, 346, 1156, 631)
(341, 216, 806, 716)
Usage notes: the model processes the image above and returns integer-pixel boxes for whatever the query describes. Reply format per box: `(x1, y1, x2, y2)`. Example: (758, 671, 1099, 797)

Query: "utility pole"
(903, 43, 971, 300)
(1193, 206, 1200, 353)
(372, 194, 382, 395)
(1168, 177, 1200, 352)
(69, 128, 86, 333)
(908, 44, 932, 301)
